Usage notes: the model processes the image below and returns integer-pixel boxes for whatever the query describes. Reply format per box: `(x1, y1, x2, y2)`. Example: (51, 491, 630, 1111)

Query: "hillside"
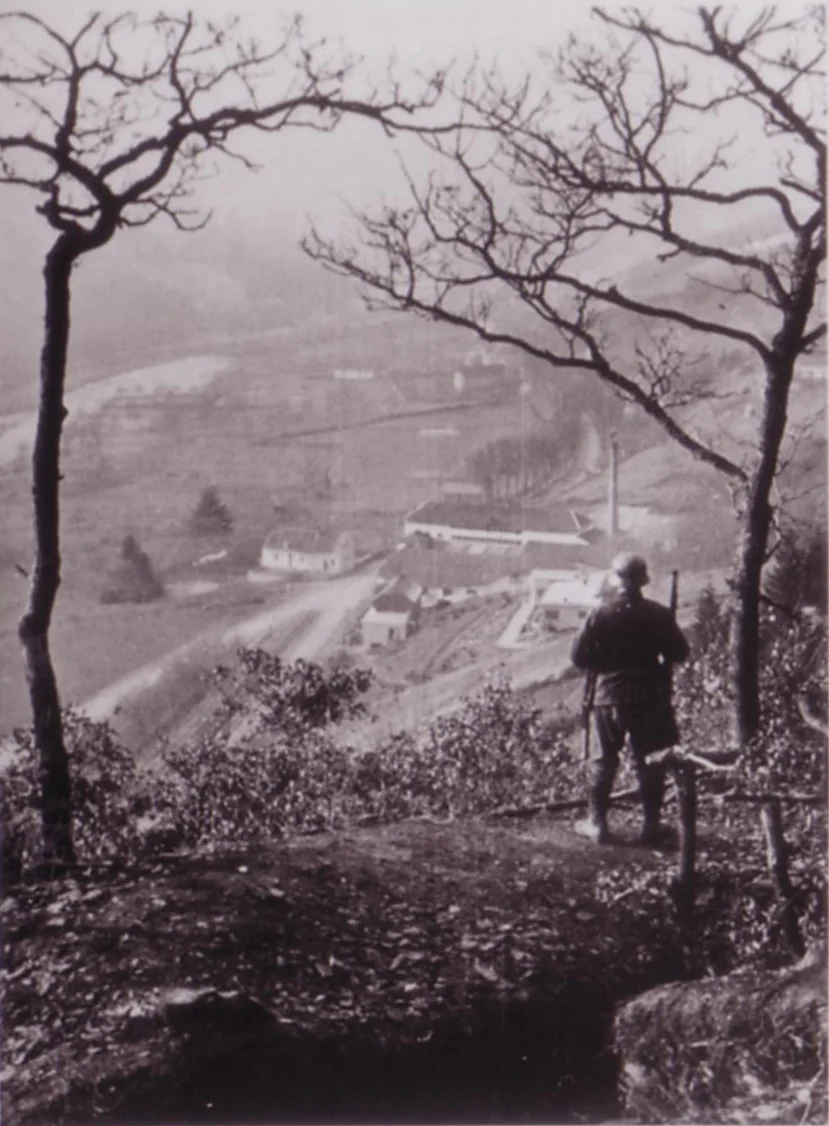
(0, 818, 721, 1125)
(0, 207, 824, 742)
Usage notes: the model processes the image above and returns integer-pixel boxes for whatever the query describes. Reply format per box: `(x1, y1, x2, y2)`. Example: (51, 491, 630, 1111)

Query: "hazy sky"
(0, 1, 810, 303)
(0, 1, 600, 235)
(13, 2, 792, 230)
(1, 2, 794, 225)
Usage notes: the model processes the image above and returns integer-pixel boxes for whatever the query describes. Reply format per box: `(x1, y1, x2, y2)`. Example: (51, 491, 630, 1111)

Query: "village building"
(402, 499, 595, 550)
(523, 541, 610, 596)
(360, 578, 423, 646)
(380, 542, 523, 601)
(259, 528, 354, 575)
(537, 571, 608, 632)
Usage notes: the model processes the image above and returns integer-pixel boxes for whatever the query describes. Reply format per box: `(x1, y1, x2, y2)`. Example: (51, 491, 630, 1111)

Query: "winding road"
(79, 570, 378, 756)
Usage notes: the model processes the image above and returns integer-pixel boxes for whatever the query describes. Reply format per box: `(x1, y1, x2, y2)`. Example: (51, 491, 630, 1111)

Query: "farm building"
(260, 528, 354, 575)
(381, 542, 522, 597)
(524, 541, 612, 598)
(537, 572, 608, 632)
(402, 499, 595, 550)
(361, 578, 423, 646)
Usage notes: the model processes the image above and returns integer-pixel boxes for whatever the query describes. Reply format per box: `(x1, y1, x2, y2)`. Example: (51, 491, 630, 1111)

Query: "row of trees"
(465, 422, 583, 502)
(1, 7, 824, 869)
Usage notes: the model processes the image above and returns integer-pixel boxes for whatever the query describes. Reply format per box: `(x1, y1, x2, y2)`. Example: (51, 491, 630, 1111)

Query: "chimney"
(608, 432, 619, 537)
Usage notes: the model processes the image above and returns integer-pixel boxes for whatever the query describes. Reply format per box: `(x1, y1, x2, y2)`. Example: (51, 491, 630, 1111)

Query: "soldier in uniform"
(570, 553, 689, 844)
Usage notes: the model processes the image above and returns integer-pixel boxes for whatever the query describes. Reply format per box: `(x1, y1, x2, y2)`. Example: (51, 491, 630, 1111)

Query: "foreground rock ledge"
(614, 943, 827, 1124)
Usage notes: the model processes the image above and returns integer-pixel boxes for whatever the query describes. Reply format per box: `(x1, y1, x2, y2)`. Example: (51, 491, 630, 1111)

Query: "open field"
(0, 340, 536, 735)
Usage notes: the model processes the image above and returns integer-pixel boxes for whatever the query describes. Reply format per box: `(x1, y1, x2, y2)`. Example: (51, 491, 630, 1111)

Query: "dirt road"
(80, 570, 378, 754)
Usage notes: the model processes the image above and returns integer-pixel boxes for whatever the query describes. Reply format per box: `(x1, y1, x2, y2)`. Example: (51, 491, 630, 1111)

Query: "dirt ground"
(2, 812, 698, 1126)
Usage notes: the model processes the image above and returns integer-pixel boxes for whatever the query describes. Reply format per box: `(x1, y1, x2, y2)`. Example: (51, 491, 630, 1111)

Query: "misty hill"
(0, 216, 366, 414)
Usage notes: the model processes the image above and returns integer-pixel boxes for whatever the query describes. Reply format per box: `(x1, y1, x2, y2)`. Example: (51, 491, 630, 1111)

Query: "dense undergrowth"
(3, 582, 827, 973)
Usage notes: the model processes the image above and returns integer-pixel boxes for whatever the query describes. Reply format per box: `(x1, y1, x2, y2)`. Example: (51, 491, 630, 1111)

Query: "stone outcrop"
(614, 943, 827, 1124)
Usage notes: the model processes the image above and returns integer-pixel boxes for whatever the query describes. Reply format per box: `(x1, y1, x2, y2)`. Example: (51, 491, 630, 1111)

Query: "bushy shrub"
(354, 682, 578, 821)
(668, 586, 827, 969)
(1, 710, 165, 880)
(156, 650, 373, 844)
(159, 727, 353, 845)
(215, 648, 373, 731)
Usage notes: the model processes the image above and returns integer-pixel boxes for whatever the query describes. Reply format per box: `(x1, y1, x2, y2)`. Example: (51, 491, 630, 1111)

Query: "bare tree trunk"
(730, 352, 797, 746)
(760, 799, 805, 958)
(673, 762, 697, 922)
(18, 235, 79, 871)
(730, 482, 772, 746)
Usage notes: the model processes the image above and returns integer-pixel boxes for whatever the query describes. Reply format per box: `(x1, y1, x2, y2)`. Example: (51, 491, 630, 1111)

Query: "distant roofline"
(264, 527, 350, 553)
(404, 498, 592, 538)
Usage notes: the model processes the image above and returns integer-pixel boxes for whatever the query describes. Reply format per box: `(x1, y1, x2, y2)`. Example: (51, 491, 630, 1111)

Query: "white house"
(260, 528, 354, 575)
(538, 571, 607, 632)
(360, 604, 414, 646)
(360, 579, 423, 646)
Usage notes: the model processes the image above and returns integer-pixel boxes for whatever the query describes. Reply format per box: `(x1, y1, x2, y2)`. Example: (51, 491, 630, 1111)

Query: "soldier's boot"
(574, 785, 610, 844)
(638, 761, 674, 847)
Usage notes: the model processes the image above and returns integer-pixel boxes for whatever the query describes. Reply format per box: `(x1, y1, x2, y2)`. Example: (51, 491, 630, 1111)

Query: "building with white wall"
(360, 578, 423, 646)
(537, 571, 607, 632)
(402, 499, 593, 549)
(260, 528, 354, 575)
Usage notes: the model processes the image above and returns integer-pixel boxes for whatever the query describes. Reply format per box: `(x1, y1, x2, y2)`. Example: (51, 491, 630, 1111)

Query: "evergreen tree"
(101, 536, 164, 604)
(190, 487, 234, 537)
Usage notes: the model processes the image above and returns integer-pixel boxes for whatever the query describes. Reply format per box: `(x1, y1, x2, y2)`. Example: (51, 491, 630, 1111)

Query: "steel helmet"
(610, 552, 650, 588)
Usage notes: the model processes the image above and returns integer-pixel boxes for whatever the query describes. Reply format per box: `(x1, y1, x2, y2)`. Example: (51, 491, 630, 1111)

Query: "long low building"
(403, 499, 596, 549)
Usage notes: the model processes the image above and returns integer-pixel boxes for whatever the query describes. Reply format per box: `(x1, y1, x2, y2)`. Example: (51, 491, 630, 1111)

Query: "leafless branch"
(0, 10, 451, 244)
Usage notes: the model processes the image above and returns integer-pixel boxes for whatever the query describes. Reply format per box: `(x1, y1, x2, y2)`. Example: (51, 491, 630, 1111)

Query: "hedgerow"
(1, 659, 580, 880)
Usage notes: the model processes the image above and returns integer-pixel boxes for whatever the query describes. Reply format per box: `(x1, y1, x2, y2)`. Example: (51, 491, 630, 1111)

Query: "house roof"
(380, 542, 524, 590)
(522, 540, 609, 571)
(373, 590, 418, 614)
(264, 527, 346, 554)
(404, 499, 592, 537)
(372, 575, 423, 613)
(362, 604, 412, 624)
(540, 572, 607, 607)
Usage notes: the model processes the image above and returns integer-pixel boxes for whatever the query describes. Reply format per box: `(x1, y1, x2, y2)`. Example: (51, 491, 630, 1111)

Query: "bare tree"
(0, 9, 444, 869)
(306, 5, 826, 746)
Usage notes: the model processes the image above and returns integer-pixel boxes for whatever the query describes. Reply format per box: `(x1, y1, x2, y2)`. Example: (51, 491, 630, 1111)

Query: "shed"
(360, 577, 423, 646)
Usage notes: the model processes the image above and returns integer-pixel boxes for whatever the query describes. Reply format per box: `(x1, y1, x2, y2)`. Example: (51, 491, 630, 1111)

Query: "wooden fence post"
(760, 798, 805, 958)
(672, 759, 697, 920)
